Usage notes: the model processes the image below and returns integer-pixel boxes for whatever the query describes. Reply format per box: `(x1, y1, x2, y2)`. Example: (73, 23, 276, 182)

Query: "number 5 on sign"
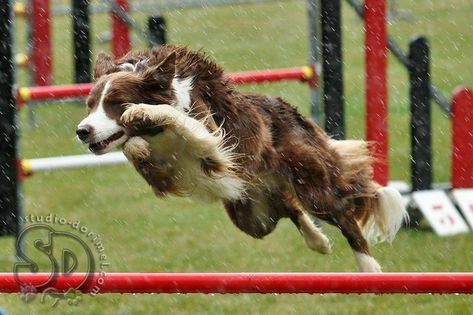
(412, 190, 469, 236)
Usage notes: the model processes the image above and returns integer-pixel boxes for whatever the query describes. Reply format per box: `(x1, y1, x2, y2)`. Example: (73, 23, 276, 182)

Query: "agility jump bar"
(16, 66, 317, 105)
(2, 273, 473, 294)
(21, 152, 128, 174)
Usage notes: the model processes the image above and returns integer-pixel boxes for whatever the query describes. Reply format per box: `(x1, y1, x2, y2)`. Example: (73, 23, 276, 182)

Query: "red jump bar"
(2, 273, 473, 294)
(229, 66, 317, 86)
(16, 66, 317, 106)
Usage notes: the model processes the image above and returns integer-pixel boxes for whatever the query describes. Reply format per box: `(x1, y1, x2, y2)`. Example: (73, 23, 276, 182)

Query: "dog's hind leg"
(280, 192, 332, 255)
(292, 211, 332, 255)
(281, 142, 381, 271)
(335, 214, 382, 272)
(291, 177, 381, 271)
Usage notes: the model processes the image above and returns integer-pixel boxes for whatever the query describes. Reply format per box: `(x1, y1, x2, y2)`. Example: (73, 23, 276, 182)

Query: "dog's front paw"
(121, 104, 171, 136)
(121, 104, 152, 127)
(122, 136, 151, 162)
(121, 104, 177, 133)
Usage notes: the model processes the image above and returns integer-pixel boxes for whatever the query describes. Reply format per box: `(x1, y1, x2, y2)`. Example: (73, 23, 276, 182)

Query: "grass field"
(1, 0, 473, 313)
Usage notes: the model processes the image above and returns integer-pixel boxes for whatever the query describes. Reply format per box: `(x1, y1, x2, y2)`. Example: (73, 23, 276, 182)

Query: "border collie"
(77, 45, 408, 272)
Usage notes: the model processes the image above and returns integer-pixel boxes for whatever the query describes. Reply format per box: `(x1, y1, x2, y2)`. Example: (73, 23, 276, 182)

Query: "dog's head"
(76, 52, 176, 154)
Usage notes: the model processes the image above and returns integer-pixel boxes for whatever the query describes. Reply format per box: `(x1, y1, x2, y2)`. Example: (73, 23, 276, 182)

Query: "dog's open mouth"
(89, 131, 125, 153)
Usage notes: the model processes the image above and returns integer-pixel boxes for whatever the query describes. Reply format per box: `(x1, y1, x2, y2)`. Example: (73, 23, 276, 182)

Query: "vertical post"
(72, 0, 91, 83)
(148, 16, 167, 47)
(0, 2, 20, 236)
(31, 0, 52, 85)
(365, 0, 388, 185)
(452, 87, 473, 188)
(307, 0, 323, 124)
(112, 0, 131, 58)
(409, 36, 432, 191)
(321, 0, 344, 139)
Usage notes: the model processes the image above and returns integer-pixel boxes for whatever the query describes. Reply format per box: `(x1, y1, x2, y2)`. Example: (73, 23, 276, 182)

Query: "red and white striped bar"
(2, 273, 473, 294)
(16, 66, 317, 106)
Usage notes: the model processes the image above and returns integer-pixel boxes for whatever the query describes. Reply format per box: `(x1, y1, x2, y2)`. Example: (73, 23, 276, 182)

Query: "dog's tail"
(358, 187, 409, 244)
(361, 186, 409, 244)
(329, 140, 409, 244)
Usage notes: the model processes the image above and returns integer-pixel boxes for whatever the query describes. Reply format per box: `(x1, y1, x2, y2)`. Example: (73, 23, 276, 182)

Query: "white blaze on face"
(77, 80, 128, 154)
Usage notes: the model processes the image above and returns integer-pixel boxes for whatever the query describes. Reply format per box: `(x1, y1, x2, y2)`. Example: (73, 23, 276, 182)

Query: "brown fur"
(90, 45, 385, 260)
(121, 136, 177, 196)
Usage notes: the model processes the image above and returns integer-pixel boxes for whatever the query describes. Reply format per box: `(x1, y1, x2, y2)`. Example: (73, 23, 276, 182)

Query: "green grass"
(1, 0, 473, 313)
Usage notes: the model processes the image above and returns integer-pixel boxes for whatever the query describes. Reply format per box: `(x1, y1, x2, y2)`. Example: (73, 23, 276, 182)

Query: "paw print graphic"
(64, 288, 83, 306)
(19, 283, 37, 303)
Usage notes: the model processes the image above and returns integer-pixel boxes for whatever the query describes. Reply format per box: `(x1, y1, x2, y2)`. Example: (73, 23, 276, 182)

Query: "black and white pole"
(147, 15, 166, 47)
(321, 0, 344, 140)
(72, 0, 91, 83)
(409, 36, 432, 191)
(0, 1, 21, 237)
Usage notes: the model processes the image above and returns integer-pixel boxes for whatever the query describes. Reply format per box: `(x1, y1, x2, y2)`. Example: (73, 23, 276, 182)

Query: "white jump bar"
(22, 154, 412, 197)
(24, 152, 128, 173)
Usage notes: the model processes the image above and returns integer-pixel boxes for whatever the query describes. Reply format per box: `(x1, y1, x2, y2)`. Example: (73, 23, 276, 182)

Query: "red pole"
(17, 83, 93, 105)
(229, 66, 317, 86)
(16, 66, 318, 104)
(2, 273, 473, 294)
(31, 0, 52, 86)
(112, 0, 131, 58)
(452, 87, 473, 188)
(365, 0, 388, 185)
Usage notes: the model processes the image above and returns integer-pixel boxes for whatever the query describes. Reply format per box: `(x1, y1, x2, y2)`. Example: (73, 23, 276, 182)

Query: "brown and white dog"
(77, 45, 408, 272)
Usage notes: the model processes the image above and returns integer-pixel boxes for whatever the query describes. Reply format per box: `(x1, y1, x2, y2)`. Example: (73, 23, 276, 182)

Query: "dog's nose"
(76, 125, 92, 141)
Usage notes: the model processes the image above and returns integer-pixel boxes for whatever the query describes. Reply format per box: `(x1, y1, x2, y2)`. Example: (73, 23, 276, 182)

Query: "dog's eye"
(85, 99, 94, 112)
(109, 101, 125, 107)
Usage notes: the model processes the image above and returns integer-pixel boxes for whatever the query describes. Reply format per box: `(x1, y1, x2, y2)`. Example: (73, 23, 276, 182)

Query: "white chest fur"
(143, 130, 244, 202)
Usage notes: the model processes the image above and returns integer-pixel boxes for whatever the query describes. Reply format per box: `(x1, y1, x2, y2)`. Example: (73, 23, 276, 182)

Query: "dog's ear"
(117, 62, 135, 72)
(133, 59, 149, 74)
(93, 52, 116, 80)
(141, 52, 176, 89)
